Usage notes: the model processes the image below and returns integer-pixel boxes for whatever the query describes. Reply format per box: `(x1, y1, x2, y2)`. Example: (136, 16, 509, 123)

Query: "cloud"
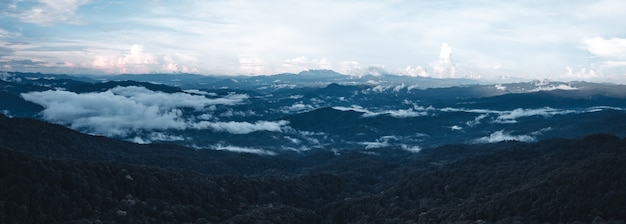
(383, 109, 428, 118)
(91, 45, 154, 73)
(20, 86, 248, 137)
(278, 102, 315, 114)
(400, 144, 422, 153)
(473, 130, 536, 143)
(529, 82, 578, 92)
(359, 140, 391, 149)
(2, 1, 626, 82)
(282, 56, 332, 73)
(582, 37, 626, 59)
(432, 43, 456, 78)
(332, 106, 428, 118)
(399, 65, 428, 77)
(191, 120, 289, 134)
(441, 106, 580, 124)
(183, 89, 218, 96)
(9, 0, 91, 25)
(118, 44, 156, 65)
(130, 132, 186, 144)
(110, 86, 248, 110)
(359, 136, 400, 149)
(212, 144, 276, 156)
(495, 107, 576, 123)
(239, 56, 265, 75)
(90, 45, 200, 74)
(21, 89, 186, 136)
(0, 28, 20, 38)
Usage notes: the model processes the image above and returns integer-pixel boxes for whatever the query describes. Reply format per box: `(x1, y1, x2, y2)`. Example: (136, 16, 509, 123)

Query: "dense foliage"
(2, 115, 626, 223)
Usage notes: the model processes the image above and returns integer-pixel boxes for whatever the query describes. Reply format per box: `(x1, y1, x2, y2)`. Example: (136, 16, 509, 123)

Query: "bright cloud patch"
(583, 37, 626, 59)
(496, 107, 576, 123)
(278, 102, 315, 114)
(21, 86, 248, 137)
(191, 120, 289, 134)
(332, 106, 427, 118)
(212, 144, 276, 156)
(473, 130, 536, 143)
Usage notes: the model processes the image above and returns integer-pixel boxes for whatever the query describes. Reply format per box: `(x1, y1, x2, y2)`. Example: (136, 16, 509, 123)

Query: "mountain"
(68, 80, 183, 93)
(2, 71, 626, 153)
(2, 114, 626, 223)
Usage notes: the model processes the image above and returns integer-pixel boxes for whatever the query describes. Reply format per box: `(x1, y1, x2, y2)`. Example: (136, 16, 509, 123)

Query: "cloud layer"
(2, 1, 626, 82)
(21, 86, 252, 136)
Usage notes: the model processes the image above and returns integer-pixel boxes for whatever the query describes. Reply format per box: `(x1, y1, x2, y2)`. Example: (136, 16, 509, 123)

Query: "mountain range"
(2, 70, 626, 154)
(2, 70, 626, 223)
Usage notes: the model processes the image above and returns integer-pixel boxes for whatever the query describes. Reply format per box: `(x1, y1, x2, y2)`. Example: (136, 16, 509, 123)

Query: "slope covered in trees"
(1, 115, 626, 223)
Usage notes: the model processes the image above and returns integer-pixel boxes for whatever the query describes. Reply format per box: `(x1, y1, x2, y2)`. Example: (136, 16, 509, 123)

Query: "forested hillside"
(2, 115, 626, 223)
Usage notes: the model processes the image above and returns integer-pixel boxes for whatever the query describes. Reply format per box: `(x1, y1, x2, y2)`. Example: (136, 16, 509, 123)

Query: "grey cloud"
(0, 46, 13, 56)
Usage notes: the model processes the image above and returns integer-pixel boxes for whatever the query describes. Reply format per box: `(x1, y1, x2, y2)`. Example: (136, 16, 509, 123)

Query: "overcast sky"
(1, 0, 626, 82)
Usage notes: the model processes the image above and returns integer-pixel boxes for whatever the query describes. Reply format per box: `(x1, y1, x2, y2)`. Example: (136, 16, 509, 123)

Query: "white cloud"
(580, 37, 626, 80)
(466, 114, 488, 127)
(278, 102, 315, 114)
(0, 28, 20, 38)
(3, 1, 626, 82)
(383, 109, 428, 118)
(400, 144, 422, 153)
(360, 140, 391, 149)
(191, 120, 289, 134)
(212, 144, 276, 156)
(495, 107, 576, 123)
(582, 37, 626, 59)
(21, 89, 187, 136)
(131, 132, 186, 144)
(118, 45, 155, 64)
(473, 130, 536, 143)
(332, 106, 427, 118)
(20, 86, 249, 137)
(9, 0, 91, 25)
(89, 45, 200, 74)
(281, 56, 332, 73)
(432, 43, 456, 78)
(183, 89, 218, 96)
(110, 86, 247, 109)
(399, 65, 429, 77)
(529, 82, 578, 92)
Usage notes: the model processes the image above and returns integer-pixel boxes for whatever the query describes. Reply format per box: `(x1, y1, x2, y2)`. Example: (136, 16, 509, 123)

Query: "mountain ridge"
(2, 113, 626, 223)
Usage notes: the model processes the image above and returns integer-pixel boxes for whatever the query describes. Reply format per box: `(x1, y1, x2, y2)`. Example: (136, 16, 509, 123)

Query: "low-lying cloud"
(495, 107, 576, 123)
(212, 144, 276, 156)
(191, 120, 289, 134)
(21, 86, 249, 137)
(473, 130, 536, 143)
(333, 106, 428, 118)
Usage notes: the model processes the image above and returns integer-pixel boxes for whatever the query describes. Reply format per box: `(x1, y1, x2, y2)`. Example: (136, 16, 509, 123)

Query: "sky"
(1, 0, 626, 82)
